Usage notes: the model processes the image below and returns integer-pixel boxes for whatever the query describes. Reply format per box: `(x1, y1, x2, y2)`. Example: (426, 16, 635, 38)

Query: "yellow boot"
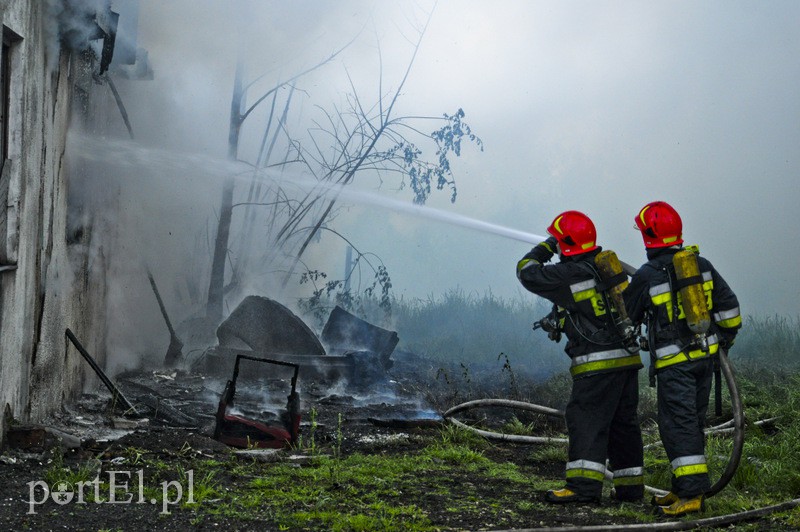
(650, 491, 679, 506)
(544, 488, 600, 504)
(657, 495, 705, 517)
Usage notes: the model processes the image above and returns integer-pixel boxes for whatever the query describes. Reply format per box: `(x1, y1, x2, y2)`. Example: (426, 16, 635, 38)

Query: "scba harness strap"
(648, 263, 716, 371)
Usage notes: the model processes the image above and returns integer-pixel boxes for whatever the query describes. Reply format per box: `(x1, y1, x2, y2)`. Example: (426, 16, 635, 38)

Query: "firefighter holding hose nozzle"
(624, 201, 742, 517)
(517, 210, 645, 505)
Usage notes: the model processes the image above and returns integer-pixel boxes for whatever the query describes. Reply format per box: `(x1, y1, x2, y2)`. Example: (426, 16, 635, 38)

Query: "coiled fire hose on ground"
(499, 497, 800, 532)
(440, 350, 790, 527)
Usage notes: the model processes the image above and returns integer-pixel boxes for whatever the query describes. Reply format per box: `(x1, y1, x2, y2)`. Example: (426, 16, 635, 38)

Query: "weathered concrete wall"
(0, 1, 111, 441)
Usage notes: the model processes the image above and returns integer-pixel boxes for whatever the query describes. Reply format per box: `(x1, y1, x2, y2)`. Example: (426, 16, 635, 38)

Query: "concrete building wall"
(0, 1, 112, 441)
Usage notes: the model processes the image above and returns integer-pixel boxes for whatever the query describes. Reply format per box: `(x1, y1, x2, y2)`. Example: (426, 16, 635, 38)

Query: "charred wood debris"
(4, 294, 444, 460)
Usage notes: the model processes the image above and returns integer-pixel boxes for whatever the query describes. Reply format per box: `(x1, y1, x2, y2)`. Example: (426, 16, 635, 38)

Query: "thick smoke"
(66, 1, 800, 377)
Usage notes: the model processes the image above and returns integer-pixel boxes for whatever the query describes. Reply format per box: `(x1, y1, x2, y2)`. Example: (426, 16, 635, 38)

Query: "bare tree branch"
(239, 35, 357, 124)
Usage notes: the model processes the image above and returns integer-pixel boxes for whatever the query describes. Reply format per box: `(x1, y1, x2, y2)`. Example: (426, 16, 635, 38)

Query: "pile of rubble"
(4, 297, 442, 458)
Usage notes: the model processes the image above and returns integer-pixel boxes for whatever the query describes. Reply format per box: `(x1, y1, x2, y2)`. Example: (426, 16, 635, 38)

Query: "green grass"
(60, 427, 583, 530)
(212, 448, 538, 529)
(280, 293, 800, 527)
(44, 450, 97, 490)
(528, 444, 567, 464)
(436, 423, 489, 449)
(57, 303, 800, 528)
(50, 365, 800, 530)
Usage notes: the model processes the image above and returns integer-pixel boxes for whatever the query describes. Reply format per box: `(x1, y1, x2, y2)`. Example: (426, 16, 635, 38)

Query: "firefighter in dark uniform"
(517, 210, 644, 504)
(624, 201, 741, 517)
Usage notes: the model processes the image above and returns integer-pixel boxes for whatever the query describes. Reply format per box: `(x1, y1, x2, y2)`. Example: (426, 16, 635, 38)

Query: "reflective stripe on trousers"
(671, 455, 708, 478)
(566, 459, 606, 482)
(612, 466, 644, 487)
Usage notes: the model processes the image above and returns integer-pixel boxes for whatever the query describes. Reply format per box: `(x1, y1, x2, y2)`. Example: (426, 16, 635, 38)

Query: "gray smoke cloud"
(71, 0, 800, 370)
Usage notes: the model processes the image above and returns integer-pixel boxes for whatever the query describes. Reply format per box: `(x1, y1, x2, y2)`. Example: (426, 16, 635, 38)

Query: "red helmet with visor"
(547, 210, 598, 256)
(634, 201, 683, 248)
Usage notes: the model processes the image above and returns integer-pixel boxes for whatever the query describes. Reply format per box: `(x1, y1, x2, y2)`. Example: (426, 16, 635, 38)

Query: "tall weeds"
(391, 289, 564, 374)
(731, 315, 800, 368)
(311, 290, 799, 372)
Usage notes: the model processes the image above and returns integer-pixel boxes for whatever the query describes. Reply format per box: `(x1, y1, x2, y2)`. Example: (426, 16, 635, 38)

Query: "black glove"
(529, 236, 558, 263)
(719, 336, 736, 350)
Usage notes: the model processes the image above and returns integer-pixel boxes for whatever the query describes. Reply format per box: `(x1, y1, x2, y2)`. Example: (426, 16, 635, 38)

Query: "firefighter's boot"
(650, 491, 679, 506)
(544, 488, 600, 504)
(656, 495, 704, 517)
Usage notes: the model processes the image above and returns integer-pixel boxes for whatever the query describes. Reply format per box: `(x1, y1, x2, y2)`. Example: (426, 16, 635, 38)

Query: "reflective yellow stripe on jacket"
(653, 335, 719, 370)
(516, 258, 535, 276)
(648, 272, 713, 322)
(714, 306, 742, 329)
(570, 349, 641, 377)
(570, 279, 597, 301)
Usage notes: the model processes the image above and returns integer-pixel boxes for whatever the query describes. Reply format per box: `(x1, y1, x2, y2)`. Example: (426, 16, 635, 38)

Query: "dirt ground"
(0, 420, 629, 531)
(0, 352, 790, 531)
(0, 428, 605, 531)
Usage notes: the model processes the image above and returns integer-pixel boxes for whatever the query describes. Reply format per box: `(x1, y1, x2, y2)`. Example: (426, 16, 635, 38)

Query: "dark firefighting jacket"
(623, 247, 741, 371)
(517, 247, 642, 379)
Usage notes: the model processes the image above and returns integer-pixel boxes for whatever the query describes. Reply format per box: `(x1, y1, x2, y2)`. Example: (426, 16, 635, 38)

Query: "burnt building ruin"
(0, 1, 417, 454)
(0, 0, 147, 443)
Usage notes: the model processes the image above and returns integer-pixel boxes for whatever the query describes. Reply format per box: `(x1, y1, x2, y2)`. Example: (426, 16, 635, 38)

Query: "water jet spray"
(70, 133, 643, 283)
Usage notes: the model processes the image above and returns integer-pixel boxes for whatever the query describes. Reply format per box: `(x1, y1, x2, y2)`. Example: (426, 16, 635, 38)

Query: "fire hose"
(442, 349, 744, 499)
(502, 497, 800, 532)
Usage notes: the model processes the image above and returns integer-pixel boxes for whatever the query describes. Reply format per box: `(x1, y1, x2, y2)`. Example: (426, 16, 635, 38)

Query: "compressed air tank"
(594, 250, 630, 323)
(673, 248, 711, 334)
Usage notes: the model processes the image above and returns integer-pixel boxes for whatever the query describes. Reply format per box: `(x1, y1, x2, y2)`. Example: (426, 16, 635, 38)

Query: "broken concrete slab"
(207, 301, 400, 386)
(321, 306, 399, 370)
(216, 296, 326, 356)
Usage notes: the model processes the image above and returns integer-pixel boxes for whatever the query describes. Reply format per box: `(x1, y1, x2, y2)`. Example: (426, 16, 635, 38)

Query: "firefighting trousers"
(656, 357, 714, 498)
(564, 368, 644, 499)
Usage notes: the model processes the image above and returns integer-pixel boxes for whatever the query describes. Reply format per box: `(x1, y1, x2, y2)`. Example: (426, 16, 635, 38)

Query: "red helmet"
(547, 210, 597, 256)
(635, 201, 683, 248)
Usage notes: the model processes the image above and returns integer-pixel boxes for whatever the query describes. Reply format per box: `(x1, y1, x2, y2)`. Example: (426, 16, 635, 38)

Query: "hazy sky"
(108, 0, 800, 321)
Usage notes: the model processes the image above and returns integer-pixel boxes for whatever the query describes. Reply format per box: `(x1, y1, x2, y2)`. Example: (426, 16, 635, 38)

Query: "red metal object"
(213, 355, 300, 449)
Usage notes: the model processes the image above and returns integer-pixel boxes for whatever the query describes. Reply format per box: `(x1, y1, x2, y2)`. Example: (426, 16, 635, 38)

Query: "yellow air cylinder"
(594, 250, 630, 323)
(672, 248, 711, 335)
